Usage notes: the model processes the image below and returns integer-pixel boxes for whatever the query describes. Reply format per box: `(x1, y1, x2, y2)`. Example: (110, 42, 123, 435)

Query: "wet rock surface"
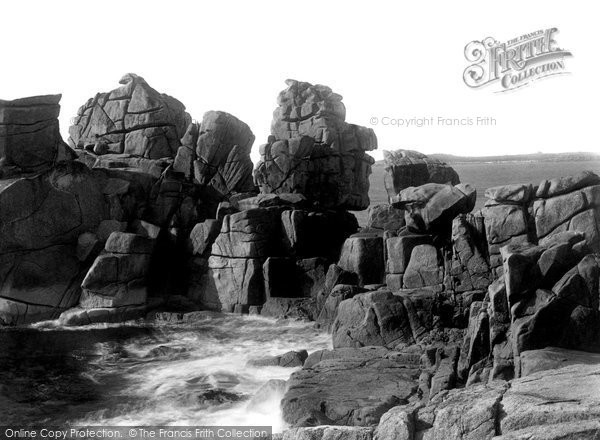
(3, 78, 600, 440)
(247, 350, 308, 368)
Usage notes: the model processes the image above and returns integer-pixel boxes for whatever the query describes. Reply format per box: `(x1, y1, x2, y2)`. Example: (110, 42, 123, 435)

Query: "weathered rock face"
(247, 349, 308, 368)
(296, 168, 600, 435)
(383, 150, 460, 202)
(0, 95, 74, 176)
(254, 79, 377, 210)
(80, 232, 155, 309)
(512, 253, 600, 356)
(458, 231, 600, 383)
(332, 290, 414, 349)
(479, 173, 600, 274)
(447, 214, 491, 292)
(385, 234, 433, 289)
(174, 111, 256, 197)
(386, 359, 600, 440)
(279, 346, 600, 438)
(1, 87, 209, 325)
(281, 347, 420, 427)
(366, 204, 405, 233)
(68, 73, 191, 160)
(534, 177, 600, 252)
(519, 346, 600, 377)
(337, 233, 385, 286)
(536, 171, 600, 199)
(329, 289, 444, 349)
(0, 161, 107, 252)
(484, 183, 535, 205)
(280, 427, 374, 440)
(403, 245, 442, 289)
(199, 205, 358, 312)
(393, 183, 476, 235)
(412, 381, 508, 440)
(0, 245, 86, 325)
(317, 284, 367, 330)
(0, 160, 109, 324)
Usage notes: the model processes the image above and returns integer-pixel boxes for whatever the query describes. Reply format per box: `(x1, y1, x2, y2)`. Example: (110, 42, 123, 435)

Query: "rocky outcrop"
(393, 183, 476, 235)
(68, 73, 191, 161)
(0, 98, 110, 325)
(281, 347, 420, 427)
(289, 167, 600, 438)
(366, 204, 405, 233)
(6, 80, 600, 440)
(345, 356, 600, 440)
(332, 290, 415, 349)
(174, 111, 256, 197)
(279, 427, 375, 440)
(534, 172, 600, 252)
(383, 150, 459, 202)
(384, 234, 433, 289)
(481, 197, 535, 274)
(279, 345, 600, 438)
(519, 346, 600, 377)
(458, 232, 600, 383)
(1, 82, 258, 324)
(403, 245, 443, 289)
(254, 80, 377, 210)
(79, 232, 155, 308)
(418, 362, 600, 439)
(447, 214, 491, 292)
(317, 284, 367, 330)
(247, 349, 308, 368)
(329, 288, 450, 349)
(1, 95, 74, 177)
(337, 233, 385, 286)
(199, 204, 358, 313)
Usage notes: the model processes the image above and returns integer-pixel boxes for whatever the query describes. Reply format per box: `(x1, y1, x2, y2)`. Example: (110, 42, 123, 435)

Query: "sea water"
(0, 314, 331, 431)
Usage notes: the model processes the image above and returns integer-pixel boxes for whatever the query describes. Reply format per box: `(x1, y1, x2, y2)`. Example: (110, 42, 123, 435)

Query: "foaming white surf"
(71, 315, 331, 432)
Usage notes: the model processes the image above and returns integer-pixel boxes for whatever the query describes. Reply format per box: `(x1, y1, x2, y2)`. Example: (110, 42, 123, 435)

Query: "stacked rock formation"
(173, 111, 256, 197)
(69, 73, 191, 164)
(1, 76, 375, 325)
(191, 190, 360, 316)
(383, 149, 460, 202)
(3, 77, 600, 439)
(458, 232, 600, 384)
(0, 75, 254, 325)
(63, 76, 261, 324)
(280, 165, 600, 438)
(184, 81, 378, 316)
(254, 79, 377, 210)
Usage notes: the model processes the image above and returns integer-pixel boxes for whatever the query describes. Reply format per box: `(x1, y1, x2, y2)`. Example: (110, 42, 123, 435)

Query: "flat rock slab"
(247, 350, 308, 368)
(413, 361, 600, 439)
(499, 363, 600, 435)
(304, 346, 392, 369)
(278, 426, 374, 440)
(520, 347, 600, 376)
(282, 351, 420, 427)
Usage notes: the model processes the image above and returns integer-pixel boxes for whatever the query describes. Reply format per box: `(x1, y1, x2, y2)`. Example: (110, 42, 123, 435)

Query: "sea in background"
(353, 158, 600, 226)
(2, 156, 599, 428)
